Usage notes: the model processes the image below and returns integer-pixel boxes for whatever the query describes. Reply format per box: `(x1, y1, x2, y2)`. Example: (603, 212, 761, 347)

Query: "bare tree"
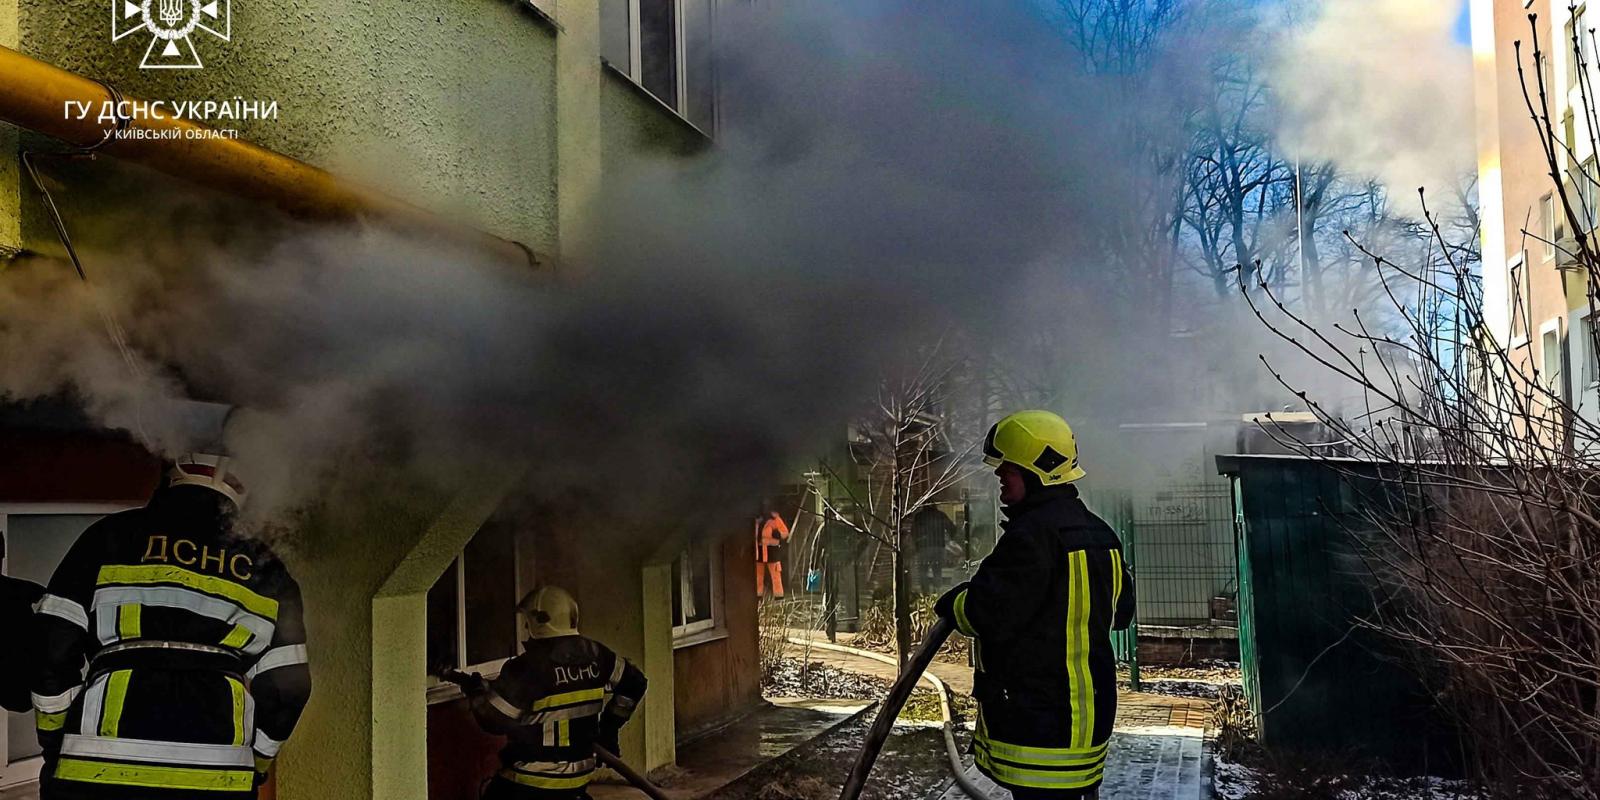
(813, 343, 984, 664)
(1225, 14, 1600, 795)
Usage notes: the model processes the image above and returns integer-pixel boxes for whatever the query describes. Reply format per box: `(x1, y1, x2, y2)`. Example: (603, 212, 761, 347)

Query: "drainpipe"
(0, 45, 539, 267)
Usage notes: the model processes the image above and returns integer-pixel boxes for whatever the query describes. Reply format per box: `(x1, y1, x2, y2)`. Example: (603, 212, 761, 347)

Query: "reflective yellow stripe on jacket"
(54, 759, 255, 792)
(1064, 551, 1093, 748)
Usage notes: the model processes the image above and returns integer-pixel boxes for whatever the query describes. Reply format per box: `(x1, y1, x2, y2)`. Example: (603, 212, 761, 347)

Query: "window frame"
(602, 0, 715, 135)
(1541, 317, 1566, 398)
(0, 503, 136, 786)
(1542, 193, 1559, 261)
(671, 539, 726, 647)
(1580, 312, 1600, 389)
(424, 525, 527, 704)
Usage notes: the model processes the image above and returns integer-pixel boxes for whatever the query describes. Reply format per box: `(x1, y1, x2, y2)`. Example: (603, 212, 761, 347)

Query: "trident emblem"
(112, 0, 232, 69)
(159, 0, 185, 26)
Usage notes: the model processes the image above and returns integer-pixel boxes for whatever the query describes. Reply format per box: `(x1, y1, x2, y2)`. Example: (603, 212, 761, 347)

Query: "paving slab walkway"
(784, 640, 1212, 800)
(935, 730, 1206, 800)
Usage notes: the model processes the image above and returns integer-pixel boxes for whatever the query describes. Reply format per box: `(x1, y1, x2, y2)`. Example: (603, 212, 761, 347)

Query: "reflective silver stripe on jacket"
(92, 586, 275, 654)
(607, 656, 627, 688)
(511, 758, 597, 775)
(95, 639, 237, 660)
(32, 687, 81, 714)
(60, 734, 254, 767)
(37, 594, 90, 631)
(246, 644, 308, 680)
(78, 673, 108, 737)
(253, 730, 284, 758)
(609, 695, 638, 719)
(524, 702, 604, 724)
(485, 689, 522, 721)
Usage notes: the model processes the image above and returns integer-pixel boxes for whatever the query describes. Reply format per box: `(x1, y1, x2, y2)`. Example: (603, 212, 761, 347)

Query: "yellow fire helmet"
(982, 410, 1087, 486)
(518, 586, 580, 639)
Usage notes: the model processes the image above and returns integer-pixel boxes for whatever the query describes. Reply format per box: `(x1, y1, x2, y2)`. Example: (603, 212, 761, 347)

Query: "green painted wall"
(16, 0, 560, 251)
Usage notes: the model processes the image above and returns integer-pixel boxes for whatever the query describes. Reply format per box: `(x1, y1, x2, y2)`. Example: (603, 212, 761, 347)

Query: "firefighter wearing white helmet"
(937, 411, 1134, 800)
(456, 586, 648, 799)
(32, 450, 311, 799)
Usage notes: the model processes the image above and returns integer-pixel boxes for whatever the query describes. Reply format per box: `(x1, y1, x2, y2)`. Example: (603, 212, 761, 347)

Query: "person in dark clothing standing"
(937, 411, 1135, 800)
(459, 585, 648, 800)
(32, 453, 312, 799)
(0, 529, 45, 713)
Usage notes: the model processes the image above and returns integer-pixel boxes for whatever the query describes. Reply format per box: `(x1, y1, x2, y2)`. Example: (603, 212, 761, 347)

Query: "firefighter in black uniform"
(1, 529, 45, 713)
(936, 411, 1134, 800)
(31, 453, 312, 799)
(458, 585, 648, 799)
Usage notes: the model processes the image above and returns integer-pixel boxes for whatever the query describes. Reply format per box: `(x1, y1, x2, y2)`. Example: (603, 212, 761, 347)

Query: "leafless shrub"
(1230, 14, 1600, 797)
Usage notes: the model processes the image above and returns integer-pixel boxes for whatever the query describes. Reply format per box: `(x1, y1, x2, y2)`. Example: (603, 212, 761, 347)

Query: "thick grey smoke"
(1268, 0, 1474, 216)
(0, 2, 1200, 525)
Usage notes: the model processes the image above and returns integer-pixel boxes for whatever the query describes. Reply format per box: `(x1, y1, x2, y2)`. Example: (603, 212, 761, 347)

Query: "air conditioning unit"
(1557, 236, 1584, 270)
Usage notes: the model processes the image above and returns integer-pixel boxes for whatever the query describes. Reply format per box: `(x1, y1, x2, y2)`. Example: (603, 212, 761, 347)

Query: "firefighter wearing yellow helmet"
(937, 411, 1134, 800)
(452, 586, 647, 799)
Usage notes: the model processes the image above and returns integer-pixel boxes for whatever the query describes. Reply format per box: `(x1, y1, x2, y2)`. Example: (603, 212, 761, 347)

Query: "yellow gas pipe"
(0, 45, 538, 266)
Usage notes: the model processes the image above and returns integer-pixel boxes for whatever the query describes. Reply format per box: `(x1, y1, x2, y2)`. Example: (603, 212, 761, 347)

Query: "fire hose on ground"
(787, 620, 994, 800)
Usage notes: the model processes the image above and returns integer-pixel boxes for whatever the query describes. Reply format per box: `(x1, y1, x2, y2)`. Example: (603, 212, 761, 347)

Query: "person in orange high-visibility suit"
(755, 511, 790, 598)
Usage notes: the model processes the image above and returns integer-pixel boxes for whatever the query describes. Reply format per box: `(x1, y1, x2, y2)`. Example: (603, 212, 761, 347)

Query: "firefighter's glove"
(934, 582, 970, 623)
(597, 717, 623, 758)
(443, 669, 486, 695)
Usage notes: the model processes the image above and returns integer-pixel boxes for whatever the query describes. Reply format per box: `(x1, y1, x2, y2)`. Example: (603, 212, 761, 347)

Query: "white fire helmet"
(518, 586, 579, 639)
(167, 453, 247, 509)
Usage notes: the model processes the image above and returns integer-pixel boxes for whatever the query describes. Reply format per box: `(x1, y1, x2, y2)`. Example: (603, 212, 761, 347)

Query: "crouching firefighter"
(455, 586, 648, 800)
(936, 411, 1134, 800)
(31, 453, 311, 799)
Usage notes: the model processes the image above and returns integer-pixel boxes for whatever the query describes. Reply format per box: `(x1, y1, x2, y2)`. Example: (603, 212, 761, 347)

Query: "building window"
(600, 0, 716, 132)
(1582, 314, 1599, 387)
(427, 512, 523, 680)
(671, 540, 723, 643)
(1543, 193, 1559, 260)
(1542, 325, 1564, 397)
(1574, 7, 1594, 89)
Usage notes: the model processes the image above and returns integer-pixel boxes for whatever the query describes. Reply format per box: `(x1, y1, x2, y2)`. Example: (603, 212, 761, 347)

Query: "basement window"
(426, 511, 525, 689)
(671, 539, 724, 645)
(600, 0, 716, 133)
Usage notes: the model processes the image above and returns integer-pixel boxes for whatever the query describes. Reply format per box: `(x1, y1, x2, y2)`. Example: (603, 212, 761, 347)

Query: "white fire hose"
(786, 633, 994, 800)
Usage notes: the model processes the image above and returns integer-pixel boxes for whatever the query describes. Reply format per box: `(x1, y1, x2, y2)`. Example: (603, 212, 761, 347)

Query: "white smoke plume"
(1269, 0, 1474, 216)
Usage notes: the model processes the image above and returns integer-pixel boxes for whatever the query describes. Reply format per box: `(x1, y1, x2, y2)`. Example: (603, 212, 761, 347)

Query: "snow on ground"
(1213, 756, 1484, 800)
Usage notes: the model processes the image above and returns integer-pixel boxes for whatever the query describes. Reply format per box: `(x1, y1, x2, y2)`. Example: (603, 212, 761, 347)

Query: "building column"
(639, 563, 675, 769)
(554, 0, 602, 271)
(275, 478, 512, 800)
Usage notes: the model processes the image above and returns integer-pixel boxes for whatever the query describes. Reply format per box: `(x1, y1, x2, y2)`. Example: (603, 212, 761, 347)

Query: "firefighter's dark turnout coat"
(470, 635, 647, 796)
(31, 486, 311, 799)
(950, 484, 1134, 795)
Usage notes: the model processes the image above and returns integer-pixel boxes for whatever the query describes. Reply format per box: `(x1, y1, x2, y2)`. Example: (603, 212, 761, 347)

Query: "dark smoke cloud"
(0, 2, 1198, 524)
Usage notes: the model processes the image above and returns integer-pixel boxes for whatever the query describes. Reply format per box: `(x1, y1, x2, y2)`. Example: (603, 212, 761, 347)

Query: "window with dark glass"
(640, 0, 679, 108)
(426, 510, 522, 676)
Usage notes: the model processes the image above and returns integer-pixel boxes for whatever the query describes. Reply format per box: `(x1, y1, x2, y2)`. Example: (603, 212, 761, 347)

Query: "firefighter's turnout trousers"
(31, 487, 312, 799)
(949, 485, 1134, 797)
(470, 635, 648, 798)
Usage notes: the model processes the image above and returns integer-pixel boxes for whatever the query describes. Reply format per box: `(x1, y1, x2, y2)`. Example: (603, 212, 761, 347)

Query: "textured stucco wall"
(3, 0, 708, 794)
(16, 0, 559, 251)
(0, 0, 18, 256)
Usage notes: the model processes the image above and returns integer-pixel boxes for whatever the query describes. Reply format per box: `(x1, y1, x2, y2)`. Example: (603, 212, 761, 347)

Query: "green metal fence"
(1085, 490, 1140, 689)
